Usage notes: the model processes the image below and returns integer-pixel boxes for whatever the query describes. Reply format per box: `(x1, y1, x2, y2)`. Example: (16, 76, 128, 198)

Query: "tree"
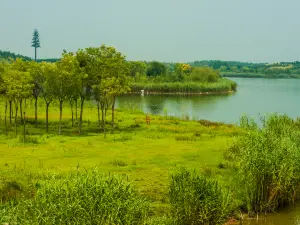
(55, 52, 76, 135)
(129, 61, 147, 78)
(186, 67, 221, 83)
(40, 62, 57, 133)
(28, 61, 43, 127)
(31, 29, 41, 62)
(174, 63, 192, 81)
(219, 66, 228, 72)
(74, 49, 92, 135)
(2, 69, 33, 135)
(86, 45, 130, 137)
(146, 61, 167, 77)
(11, 58, 31, 123)
(0, 60, 10, 133)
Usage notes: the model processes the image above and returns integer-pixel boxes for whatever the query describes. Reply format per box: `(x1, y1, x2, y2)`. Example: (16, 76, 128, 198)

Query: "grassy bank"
(130, 78, 237, 94)
(0, 101, 241, 224)
(0, 101, 300, 224)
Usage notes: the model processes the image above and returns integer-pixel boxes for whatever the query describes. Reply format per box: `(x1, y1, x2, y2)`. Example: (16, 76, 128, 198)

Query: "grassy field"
(0, 100, 242, 218)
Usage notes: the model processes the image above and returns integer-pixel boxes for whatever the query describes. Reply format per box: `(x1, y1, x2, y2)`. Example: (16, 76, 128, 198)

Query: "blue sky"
(1, 0, 299, 62)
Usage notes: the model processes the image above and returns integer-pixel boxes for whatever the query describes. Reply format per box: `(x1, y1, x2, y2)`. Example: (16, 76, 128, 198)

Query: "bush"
(185, 67, 221, 83)
(169, 168, 232, 225)
(0, 171, 149, 224)
(227, 114, 300, 213)
(109, 159, 128, 167)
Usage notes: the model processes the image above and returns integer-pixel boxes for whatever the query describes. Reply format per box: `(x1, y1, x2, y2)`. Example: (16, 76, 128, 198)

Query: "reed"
(227, 114, 300, 213)
(0, 170, 149, 224)
(169, 167, 232, 225)
(130, 79, 236, 94)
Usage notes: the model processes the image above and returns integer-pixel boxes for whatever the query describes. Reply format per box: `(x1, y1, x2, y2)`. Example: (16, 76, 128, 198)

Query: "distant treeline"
(189, 60, 300, 77)
(0, 50, 59, 63)
(2, 50, 300, 77)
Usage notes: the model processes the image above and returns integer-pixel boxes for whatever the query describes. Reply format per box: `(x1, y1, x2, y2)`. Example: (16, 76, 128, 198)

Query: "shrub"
(185, 67, 221, 83)
(175, 135, 196, 141)
(109, 159, 128, 167)
(0, 171, 149, 224)
(228, 114, 300, 213)
(169, 168, 232, 225)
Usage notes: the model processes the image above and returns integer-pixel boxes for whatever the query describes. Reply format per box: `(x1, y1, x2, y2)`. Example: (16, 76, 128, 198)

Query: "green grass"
(0, 100, 241, 222)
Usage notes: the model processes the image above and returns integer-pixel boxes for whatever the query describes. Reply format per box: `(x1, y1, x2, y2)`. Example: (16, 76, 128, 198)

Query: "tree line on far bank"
(3, 48, 300, 77)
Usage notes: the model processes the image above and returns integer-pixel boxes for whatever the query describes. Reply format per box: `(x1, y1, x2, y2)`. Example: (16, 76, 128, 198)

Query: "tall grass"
(169, 168, 232, 225)
(0, 170, 149, 224)
(131, 79, 236, 94)
(226, 114, 300, 213)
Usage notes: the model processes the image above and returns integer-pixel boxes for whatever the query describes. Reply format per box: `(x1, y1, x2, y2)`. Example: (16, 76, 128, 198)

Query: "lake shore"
(222, 72, 300, 79)
(126, 90, 235, 96)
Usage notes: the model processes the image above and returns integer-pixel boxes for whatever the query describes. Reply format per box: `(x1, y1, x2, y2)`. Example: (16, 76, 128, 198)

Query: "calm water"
(116, 78, 300, 124)
(116, 78, 300, 224)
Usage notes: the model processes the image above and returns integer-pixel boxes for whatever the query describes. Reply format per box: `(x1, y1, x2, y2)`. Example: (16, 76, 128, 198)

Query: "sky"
(0, 0, 299, 63)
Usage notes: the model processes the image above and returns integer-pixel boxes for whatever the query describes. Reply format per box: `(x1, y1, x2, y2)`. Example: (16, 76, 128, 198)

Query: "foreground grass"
(0, 101, 241, 221)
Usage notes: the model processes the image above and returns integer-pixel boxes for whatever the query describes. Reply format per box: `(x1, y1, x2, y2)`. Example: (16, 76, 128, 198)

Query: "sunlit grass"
(0, 100, 243, 222)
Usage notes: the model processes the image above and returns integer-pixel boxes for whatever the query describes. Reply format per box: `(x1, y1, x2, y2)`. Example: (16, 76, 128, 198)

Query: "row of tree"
(190, 60, 300, 75)
(0, 45, 130, 137)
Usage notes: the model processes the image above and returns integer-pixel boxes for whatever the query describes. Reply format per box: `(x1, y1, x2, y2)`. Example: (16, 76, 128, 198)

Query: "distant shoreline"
(126, 90, 235, 96)
(222, 72, 300, 79)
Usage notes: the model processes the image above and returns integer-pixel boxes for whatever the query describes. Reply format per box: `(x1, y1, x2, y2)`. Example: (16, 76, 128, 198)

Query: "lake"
(116, 78, 300, 224)
(116, 78, 300, 124)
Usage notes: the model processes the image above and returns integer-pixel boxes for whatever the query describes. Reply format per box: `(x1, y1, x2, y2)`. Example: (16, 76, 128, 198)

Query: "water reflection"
(242, 204, 300, 225)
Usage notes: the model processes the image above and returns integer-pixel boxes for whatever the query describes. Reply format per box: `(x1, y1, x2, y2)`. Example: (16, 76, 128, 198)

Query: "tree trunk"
(59, 100, 63, 135)
(111, 97, 116, 133)
(46, 102, 50, 133)
(35, 47, 37, 62)
(79, 97, 84, 135)
(70, 101, 74, 127)
(19, 99, 23, 124)
(9, 100, 12, 124)
(97, 101, 100, 127)
(101, 107, 106, 139)
(5, 102, 7, 135)
(23, 112, 26, 143)
(15, 104, 18, 136)
(75, 98, 78, 120)
(35, 96, 38, 128)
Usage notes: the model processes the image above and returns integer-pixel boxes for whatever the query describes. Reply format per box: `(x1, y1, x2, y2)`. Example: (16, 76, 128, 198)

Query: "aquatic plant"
(169, 167, 232, 225)
(227, 114, 300, 213)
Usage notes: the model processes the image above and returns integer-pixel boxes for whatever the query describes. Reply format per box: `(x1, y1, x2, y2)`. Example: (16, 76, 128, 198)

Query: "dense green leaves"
(169, 168, 232, 225)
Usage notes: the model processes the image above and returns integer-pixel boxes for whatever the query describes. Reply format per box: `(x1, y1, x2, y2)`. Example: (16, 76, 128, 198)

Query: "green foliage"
(31, 29, 40, 49)
(146, 61, 167, 77)
(0, 171, 149, 224)
(131, 79, 236, 93)
(129, 61, 147, 78)
(0, 50, 32, 61)
(169, 168, 232, 225)
(227, 114, 300, 213)
(185, 67, 221, 83)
